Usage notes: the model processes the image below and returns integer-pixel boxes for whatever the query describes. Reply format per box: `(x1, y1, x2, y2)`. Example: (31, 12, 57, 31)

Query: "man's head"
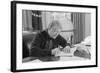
(48, 20, 62, 39)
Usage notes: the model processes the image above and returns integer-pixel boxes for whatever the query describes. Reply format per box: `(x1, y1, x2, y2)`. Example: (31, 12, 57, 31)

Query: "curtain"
(32, 11, 42, 31)
(71, 13, 85, 44)
(22, 10, 42, 31)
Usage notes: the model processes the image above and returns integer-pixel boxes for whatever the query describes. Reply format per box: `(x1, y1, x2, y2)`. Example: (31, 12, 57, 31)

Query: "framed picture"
(11, 1, 98, 72)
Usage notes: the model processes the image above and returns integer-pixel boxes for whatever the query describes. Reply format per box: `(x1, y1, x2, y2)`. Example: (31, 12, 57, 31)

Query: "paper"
(55, 47, 77, 57)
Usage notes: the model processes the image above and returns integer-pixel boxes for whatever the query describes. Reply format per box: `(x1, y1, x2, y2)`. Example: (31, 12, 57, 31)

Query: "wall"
(22, 10, 33, 31)
(42, 12, 73, 31)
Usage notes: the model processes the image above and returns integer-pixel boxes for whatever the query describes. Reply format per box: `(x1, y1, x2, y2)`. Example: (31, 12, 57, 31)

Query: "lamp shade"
(53, 12, 74, 31)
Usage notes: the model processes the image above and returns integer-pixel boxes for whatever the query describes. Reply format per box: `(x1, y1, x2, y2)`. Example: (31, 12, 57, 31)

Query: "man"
(31, 20, 71, 58)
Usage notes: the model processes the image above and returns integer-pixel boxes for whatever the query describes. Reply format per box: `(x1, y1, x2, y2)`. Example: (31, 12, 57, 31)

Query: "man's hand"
(52, 48, 60, 56)
(62, 46, 71, 53)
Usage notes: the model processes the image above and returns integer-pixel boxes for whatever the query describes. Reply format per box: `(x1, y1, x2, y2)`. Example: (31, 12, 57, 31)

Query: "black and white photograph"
(11, 1, 98, 72)
(22, 10, 91, 62)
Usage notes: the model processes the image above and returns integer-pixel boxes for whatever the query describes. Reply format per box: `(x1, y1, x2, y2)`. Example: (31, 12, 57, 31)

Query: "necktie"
(49, 40, 53, 49)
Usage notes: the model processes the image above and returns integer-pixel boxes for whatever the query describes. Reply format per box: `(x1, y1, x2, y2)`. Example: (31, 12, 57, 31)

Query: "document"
(55, 47, 77, 57)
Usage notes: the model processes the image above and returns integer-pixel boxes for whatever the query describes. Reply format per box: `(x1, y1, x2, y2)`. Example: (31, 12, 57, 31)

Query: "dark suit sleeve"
(31, 33, 51, 57)
(56, 35, 71, 48)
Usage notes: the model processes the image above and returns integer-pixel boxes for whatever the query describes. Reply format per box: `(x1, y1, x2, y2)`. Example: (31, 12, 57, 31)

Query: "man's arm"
(56, 35, 71, 48)
(31, 33, 51, 57)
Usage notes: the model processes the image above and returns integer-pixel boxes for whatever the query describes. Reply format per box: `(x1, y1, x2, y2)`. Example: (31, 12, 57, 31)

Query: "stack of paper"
(55, 47, 77, 57)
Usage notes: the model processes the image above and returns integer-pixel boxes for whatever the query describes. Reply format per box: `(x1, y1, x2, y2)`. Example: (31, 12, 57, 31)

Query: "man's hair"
(48, 20, 62, 30)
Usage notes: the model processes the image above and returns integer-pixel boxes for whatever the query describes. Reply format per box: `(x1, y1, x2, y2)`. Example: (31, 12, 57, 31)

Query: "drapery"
(71, 13, 85, 44)
(22, 10, 42, 31)
(32, 11, 42, 31)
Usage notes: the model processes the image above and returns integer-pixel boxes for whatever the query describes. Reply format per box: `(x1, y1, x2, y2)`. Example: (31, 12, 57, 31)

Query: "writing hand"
(52, 48, 60, 56)
(62, 46, 71, 53)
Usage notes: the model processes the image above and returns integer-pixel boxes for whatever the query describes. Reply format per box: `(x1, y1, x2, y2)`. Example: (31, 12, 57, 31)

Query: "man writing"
(31, 20, 71, 60)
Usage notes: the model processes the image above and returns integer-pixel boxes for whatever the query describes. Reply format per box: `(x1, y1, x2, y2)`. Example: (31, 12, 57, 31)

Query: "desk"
(23, 46, 90, 63)
(23, 55, 89, 63)
(23, 44, 90, 63)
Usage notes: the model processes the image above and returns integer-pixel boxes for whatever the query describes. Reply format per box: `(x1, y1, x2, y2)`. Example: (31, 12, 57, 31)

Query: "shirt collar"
(44, 29, 54, 40)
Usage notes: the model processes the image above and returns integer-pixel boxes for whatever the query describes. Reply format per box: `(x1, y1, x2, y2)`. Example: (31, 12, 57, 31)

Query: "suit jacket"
(31, 30, 70, 57)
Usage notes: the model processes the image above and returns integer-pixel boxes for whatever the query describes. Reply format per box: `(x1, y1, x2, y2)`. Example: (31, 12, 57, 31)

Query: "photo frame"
(11, 1, 98, 72)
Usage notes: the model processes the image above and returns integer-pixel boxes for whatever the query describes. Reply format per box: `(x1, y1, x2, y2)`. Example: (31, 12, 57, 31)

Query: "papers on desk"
(73, 35, 91, 55)
(81, 36, 91, 45)
(55, 51, 73, 57)
(55, 45, 91, 59)
(55, 47, 77, 57)
(55, 48, 89, 61)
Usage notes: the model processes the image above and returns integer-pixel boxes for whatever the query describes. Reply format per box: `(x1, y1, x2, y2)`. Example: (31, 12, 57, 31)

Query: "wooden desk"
(23, 55, 89, 63)
(23, 45, 91, 63)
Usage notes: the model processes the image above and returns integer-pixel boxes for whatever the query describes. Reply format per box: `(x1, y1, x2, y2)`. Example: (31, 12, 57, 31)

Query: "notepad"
(56, 51, 73, 57)
(55, 47, 77, 57)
